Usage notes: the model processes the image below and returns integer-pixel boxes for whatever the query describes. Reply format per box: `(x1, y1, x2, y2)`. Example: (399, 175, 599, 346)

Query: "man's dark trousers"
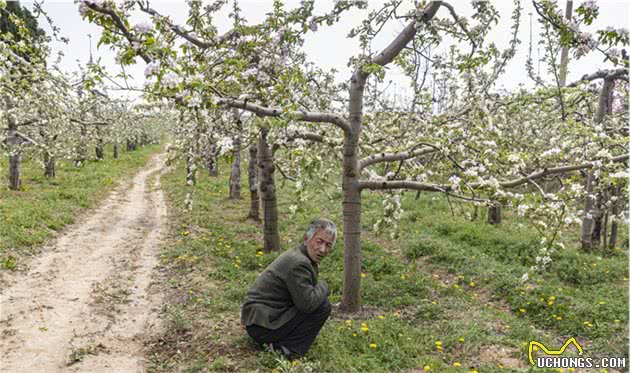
(246, 299, 331, 356)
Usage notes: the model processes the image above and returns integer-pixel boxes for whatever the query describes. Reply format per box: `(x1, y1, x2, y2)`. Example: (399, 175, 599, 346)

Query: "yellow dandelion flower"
(435, 341, 443, 346)
(400, 275, 406, 280)
(361, 272, 366, 278)
(598, 301, 605, 305)
(519, 308, 526, 313)
(423, 365, 431, 371)
(469, 281, 475, 287)
(378, 315, 385, 320)
(569, 368, 576, 372)
(352, 333, 357, 337)
(548, 301, 554, 306)
(453, 362, 462, 367)
(361, 326, 369, 332)
(454, 284, 460, 289)
(549, 296, 556, 300)
(369, 343, 377, 349)
(234, 264, 239, 268)
(431, 301, 437, 305)
(291, 360, 300, 366)
(556, 316, 563, 321)
(345, 320, 352, 326)
(458, 337, 465, 343)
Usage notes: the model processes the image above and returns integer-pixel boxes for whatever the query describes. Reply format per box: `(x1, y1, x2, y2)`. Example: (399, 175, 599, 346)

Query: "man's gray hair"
(305, 218, 337, 244)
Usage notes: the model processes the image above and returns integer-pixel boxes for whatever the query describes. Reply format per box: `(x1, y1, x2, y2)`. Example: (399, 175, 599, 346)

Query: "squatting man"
(240, 218, 336, 358)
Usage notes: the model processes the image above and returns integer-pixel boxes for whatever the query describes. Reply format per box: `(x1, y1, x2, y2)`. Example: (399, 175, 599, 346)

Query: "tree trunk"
(341, 70, 367, 313)
(7, 115, 22, 190)
(248, 145, 260, 221)
(257, 128, 281, 252)
(488, 202, 502, 225)
(95, 137, 104, 160)
(208, 144, 219, 176)
(581, 79, 615, 250)
(76, 124, 88, 167)
(558, 0, 573, 87)
(127, 138, 137, 151)
(229, 109, 242, 199)
(608, 185, 619, 250)
(601, 211, 608, 250)
(113, 143, 119, 159)
(581, 172, 596, 251)
(9, 153, 21, 190)
(44, 152, 55, 178)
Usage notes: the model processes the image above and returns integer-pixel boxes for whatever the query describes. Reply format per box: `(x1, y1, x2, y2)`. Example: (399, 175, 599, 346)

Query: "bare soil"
(0, 154, 168, 373)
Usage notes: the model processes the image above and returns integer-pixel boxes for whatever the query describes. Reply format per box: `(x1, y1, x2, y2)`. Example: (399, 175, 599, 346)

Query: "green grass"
(0, 144, 161, 266)
(152, 161, 628, 372)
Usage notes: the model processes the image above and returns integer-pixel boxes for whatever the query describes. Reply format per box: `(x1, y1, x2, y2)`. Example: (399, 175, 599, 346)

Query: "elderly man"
(240, 218, 336, 358)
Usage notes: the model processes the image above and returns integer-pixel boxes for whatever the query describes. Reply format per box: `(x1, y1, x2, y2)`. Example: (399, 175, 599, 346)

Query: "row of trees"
(0, 1, 165, 190)
(9, 0, 626, 312)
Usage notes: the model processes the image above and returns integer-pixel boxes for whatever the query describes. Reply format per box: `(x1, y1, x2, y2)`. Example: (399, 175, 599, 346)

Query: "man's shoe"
(269, 343, 297, 360)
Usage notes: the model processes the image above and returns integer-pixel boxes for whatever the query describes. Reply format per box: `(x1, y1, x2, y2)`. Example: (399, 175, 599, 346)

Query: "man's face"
(305, 229, 335, 265)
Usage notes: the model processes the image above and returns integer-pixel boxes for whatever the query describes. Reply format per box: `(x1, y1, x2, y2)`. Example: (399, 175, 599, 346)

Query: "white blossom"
(162, 71, 181, 88)
(144, 61, 160, 77)
(517, 204, 530, 217)
(609, 171, 629, 178)
(134, 21, 153, 34)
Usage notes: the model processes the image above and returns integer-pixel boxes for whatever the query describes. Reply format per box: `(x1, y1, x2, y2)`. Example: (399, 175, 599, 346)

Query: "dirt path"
(0, 154, 168, 373)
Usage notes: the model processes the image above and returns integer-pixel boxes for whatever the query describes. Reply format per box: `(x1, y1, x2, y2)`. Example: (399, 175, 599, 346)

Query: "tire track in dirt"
(0, 154, 168, 373)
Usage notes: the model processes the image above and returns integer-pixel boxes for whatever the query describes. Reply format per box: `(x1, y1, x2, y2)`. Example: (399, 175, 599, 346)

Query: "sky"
(24, 0, 630, 102)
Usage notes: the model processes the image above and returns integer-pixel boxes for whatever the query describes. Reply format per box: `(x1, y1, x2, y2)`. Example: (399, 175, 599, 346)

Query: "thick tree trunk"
(76, 125, 88, 167)
(602, 211, 608, 249)
(95, 137, 104, 160)
(43, 152, 55, 178)
(9, 153, 21, 190)
(558, 0, 573, 87)
(581, 172, 596, 251)
(341, 70, 367, 313)
(113, 143, 119, 159)
(207, 144, 219, 177)
(608, 185, 619, 249)
(487, 202, 502, 225)
(248, 145, 260, 221)
(581, 79, 615, 250)
(257, 128, 281, 252)
(229, 109, 242, 199)
(127, 138, 137, 151)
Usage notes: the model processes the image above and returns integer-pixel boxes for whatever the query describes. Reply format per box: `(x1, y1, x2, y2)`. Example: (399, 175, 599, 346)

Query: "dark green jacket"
(240, 244, 329, 329)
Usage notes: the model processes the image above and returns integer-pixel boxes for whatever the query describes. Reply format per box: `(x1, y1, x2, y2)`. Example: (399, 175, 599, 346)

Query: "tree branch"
(137, 2, 237, 49)
(567, 68, 629, 87)
(359, 146, 438, 170)
(359, 154, 629, 191)
(84, 1, 151, 63)
(214, 97, 351, 134)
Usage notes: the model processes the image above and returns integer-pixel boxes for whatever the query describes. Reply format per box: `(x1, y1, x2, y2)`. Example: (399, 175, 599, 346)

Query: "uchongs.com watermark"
(529, 337, 627, 370)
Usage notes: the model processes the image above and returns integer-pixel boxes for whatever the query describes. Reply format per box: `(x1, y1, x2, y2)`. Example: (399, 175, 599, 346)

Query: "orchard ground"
(0, 144, 160, 269)
(151, 160, 629, 372)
